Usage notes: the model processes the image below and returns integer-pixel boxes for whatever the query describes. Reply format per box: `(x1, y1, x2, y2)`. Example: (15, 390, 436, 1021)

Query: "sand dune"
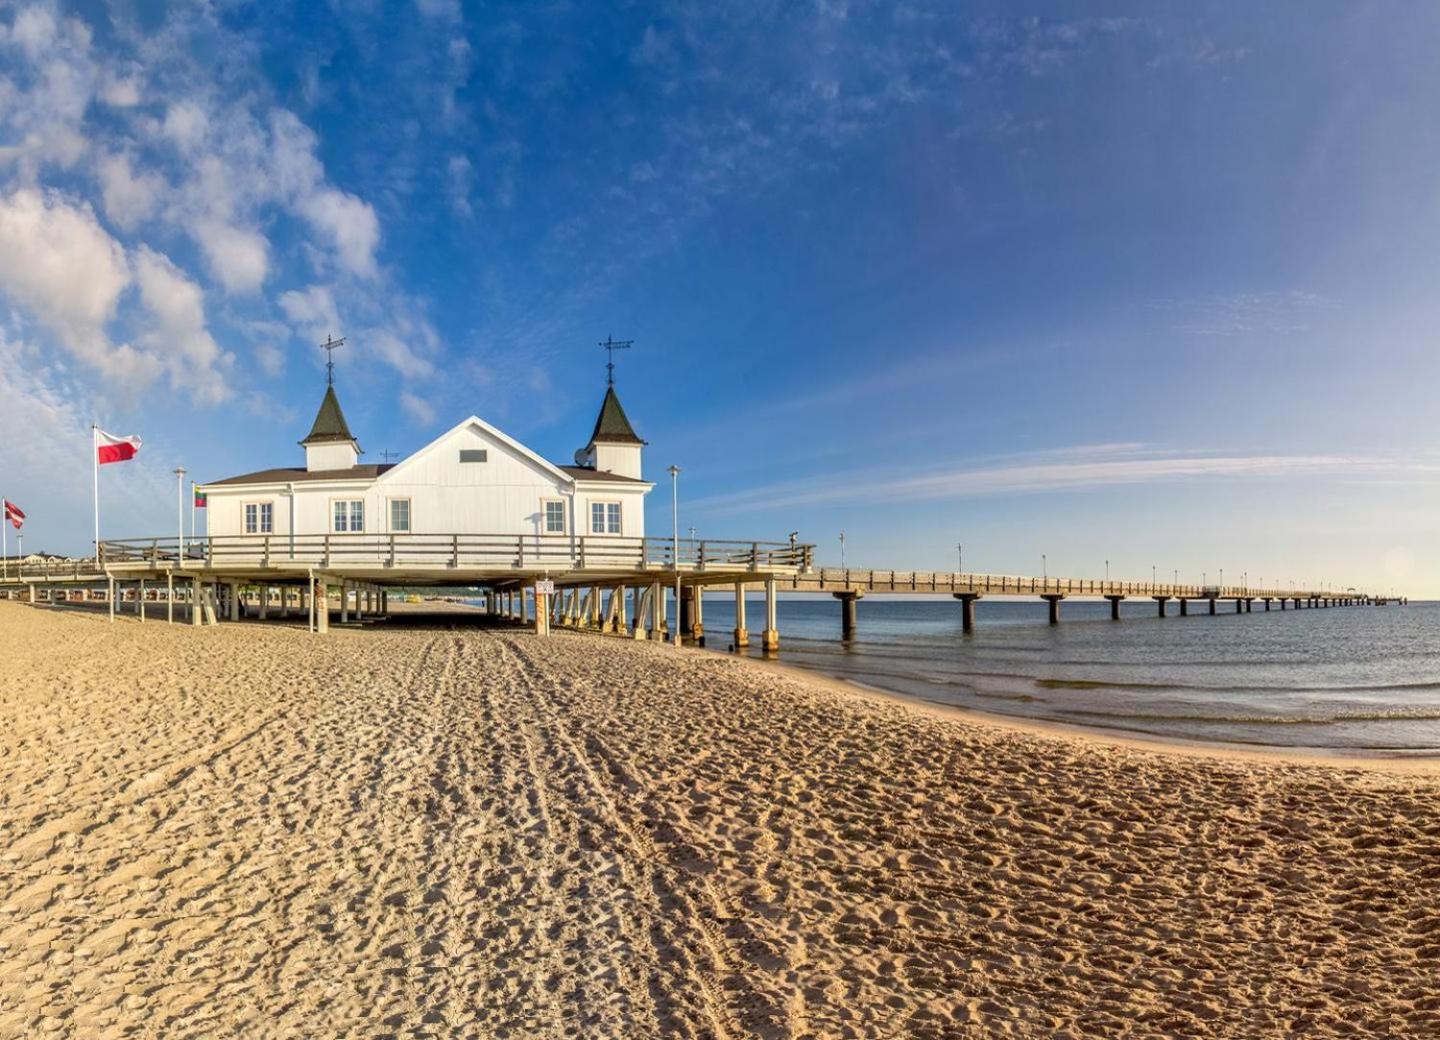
(1, 601, 1436, 1038)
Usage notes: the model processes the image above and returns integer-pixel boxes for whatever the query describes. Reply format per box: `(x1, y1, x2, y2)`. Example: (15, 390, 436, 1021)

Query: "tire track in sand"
(487, 631, 756, 1040)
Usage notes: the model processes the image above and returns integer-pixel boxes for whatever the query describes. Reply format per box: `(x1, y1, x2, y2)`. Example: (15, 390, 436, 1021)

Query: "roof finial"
(320, 333, 346, 386)
(598, 335, 633, 387)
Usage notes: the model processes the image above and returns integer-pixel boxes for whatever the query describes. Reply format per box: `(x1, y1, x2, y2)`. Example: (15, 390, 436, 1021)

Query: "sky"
(0, 1, 1437, 596)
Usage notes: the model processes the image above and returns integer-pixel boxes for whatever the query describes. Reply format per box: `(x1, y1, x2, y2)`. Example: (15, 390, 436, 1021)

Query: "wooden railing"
(791, 569, 1353, 600)
(95, 533, 815, 573)
(0, 558, 105, 582)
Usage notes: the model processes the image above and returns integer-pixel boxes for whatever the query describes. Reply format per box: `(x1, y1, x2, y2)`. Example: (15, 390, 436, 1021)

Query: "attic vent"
(459, 449, 488, 463)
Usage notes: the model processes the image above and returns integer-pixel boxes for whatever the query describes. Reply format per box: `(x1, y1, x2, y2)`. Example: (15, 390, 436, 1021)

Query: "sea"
(684, 595, 1440, 756)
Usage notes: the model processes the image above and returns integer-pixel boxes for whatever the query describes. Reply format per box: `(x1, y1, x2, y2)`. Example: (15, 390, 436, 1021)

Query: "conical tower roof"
(586, 385, 645, 446)
(300, 385, 360, 448)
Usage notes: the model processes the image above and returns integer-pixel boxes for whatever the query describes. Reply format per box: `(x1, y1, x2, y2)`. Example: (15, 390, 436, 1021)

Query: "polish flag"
(96, 429, 142, 465)
(3, 500, 22, 530)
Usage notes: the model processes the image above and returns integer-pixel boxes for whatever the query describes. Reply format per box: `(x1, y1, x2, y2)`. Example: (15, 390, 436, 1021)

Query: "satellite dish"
(573, 449, 589, 466)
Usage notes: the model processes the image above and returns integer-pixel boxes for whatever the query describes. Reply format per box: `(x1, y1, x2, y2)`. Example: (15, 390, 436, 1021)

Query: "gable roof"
(301, 385, 359, 447)
(586, 386, 645, 447)
(378, 415, 576, 486)
(206, 464, 395, 488)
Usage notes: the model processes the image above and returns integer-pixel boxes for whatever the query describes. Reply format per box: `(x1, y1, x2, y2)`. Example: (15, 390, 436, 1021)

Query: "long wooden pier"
(0, 534, 1398, 650)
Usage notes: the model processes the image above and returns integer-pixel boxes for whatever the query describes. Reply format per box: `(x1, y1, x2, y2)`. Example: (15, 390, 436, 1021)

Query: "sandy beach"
(1, 601, 1436, 1038)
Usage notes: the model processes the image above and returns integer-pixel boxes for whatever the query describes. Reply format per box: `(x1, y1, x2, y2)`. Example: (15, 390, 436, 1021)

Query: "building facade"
(200, 383, 653, 545)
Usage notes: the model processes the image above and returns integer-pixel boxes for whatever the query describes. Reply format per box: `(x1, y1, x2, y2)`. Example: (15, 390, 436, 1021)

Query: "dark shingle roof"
(558, 465, 648, 484)
(301, 385, 359, 446)
(586, 386, 645, 446)
(205, 465, 395, 488)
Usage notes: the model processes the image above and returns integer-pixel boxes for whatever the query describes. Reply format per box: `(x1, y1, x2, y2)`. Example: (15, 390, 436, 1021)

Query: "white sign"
(535, 580, 555, 595)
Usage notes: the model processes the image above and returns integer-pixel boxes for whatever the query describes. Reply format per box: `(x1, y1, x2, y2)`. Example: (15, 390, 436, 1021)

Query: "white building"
(200, 381, 653, 548)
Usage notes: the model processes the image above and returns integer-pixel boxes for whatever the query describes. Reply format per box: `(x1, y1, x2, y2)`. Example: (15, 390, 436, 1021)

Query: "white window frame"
(243, 499, 274, 535)
(388, 497, 411, 533)
(590, 500, 622, 536)
(331, 498, 365, 534)
(542, 498, 567, 535)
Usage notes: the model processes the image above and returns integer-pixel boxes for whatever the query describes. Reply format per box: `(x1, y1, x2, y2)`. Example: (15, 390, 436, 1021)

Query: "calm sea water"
(685, 596, 1440, 756)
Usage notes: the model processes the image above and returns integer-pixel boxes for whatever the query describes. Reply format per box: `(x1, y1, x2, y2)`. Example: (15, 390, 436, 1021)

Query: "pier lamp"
(1105, 559, 1109, 582)
(840, 531, 846, 569)
(1042, 553, 1047, 581)
(1152, 564, 1156, 586)
(173, 467, 186, 567)
(668, 465, 681, 646)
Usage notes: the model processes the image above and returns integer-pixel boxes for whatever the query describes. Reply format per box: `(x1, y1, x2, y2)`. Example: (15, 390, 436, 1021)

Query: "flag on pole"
(3, 500, 23, 529)
(96, 429, 142, 464)
(194, 489, 207, 508)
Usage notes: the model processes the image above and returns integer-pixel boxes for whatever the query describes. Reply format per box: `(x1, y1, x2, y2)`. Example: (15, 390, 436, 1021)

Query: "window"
(543, 499, 566, 534)
(590, 501, 621, 535)
(389, 498, 411, 533)
(459, 449, 488, 463)
(333, 499, 364, 533)
(244, 501, 273, 534)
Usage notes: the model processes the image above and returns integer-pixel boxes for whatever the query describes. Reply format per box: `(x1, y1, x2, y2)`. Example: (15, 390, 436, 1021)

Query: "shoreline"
(727, 643, 1440, 775)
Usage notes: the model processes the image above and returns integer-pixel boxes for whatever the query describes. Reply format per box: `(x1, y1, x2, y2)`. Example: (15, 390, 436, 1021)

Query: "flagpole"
(2, 496, 7, 581)
(190, 480, 196, 553)
(91, 424, 100, 562)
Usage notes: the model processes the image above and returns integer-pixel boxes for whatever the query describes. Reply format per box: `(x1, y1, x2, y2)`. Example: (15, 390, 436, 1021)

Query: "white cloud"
(255, 343, 285, 376)
(369, 328, 434, 380)
(161, 100, 208, 153)
(447, 154, 473, 217)
(279, 284, 342, 339)
(192, 218, 269, 294)
(96, 151, 164, 229)
(693, 448, 1397, 515)
(399, 390, 436, 425)
(0, 188, 140, 379)
(132, 246, 231, 403)
(415, 0, 461, 22)
(298, 187, 380, 279)
(100, 75, 141, 107)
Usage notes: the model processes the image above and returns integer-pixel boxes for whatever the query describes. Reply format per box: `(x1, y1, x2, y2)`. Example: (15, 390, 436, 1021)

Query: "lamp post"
(957, 543, 962, 574)
(668, 465, 681, 646)
(1042, 553, 1047, 581)
(1105, 559, 1109, 583)
(840, 531, 846, 569)
(174, 467, 186, 568)
(1152, 564, 1156, 587)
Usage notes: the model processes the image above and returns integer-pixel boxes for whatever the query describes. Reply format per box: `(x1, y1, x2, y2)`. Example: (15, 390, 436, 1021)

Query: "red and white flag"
(2, 500, 21, 530)
(96, 429, 142, 464)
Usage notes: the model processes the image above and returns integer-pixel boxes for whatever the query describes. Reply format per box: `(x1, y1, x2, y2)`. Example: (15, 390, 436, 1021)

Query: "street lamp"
(1105, 559, 1109, 582)
(1042, 553, 1047, 580)
(1152, 564, 1156, 586)
(667, 465, 681, 646)
(173, 467, 186, 567)
(957, 543, 963, 574)
(840, 531, 846, 569)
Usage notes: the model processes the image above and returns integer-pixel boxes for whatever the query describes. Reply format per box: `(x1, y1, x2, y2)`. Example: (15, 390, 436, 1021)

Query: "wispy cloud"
(691, 445, 1425, 515)
(1149, 291, 1336, 336)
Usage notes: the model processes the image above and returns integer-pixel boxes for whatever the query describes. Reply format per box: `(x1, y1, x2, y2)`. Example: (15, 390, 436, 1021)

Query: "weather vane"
(320, 333, 346, 386)
(599, 335, 633, 386)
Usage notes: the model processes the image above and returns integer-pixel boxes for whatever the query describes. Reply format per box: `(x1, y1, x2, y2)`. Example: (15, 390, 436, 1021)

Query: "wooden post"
(138, 579, 146, 622)
(761, 577, 779, 652)
(108, 576, 116, 623)
(316, 578, 329, 634)
(340, 581, 349, 624)
(649, 581, 665, 640)
(733, 582, 749, 648)
(167, 571, 174, 624)
(191, 576, 202, 627)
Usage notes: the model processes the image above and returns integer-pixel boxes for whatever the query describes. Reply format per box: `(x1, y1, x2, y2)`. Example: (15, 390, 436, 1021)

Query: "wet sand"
(1, 602, 1436, 1037)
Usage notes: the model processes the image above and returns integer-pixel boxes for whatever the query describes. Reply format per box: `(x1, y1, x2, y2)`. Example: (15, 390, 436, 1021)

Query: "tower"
(580, 385, 645, 479)
(301, 384, 361, 472)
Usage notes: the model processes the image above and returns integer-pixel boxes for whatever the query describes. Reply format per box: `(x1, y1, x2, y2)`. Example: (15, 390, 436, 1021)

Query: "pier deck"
(0, 535, 1396, 649)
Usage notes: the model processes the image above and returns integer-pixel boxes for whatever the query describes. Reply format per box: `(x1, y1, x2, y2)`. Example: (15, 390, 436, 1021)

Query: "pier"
(0, 534, 1398, 650)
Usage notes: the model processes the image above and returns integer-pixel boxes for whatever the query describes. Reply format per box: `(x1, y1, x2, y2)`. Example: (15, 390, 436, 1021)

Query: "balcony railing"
(94, 533, 815, 573)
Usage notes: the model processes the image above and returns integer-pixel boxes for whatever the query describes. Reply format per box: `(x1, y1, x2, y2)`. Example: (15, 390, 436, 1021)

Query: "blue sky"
(1, 2, 1437, 595)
